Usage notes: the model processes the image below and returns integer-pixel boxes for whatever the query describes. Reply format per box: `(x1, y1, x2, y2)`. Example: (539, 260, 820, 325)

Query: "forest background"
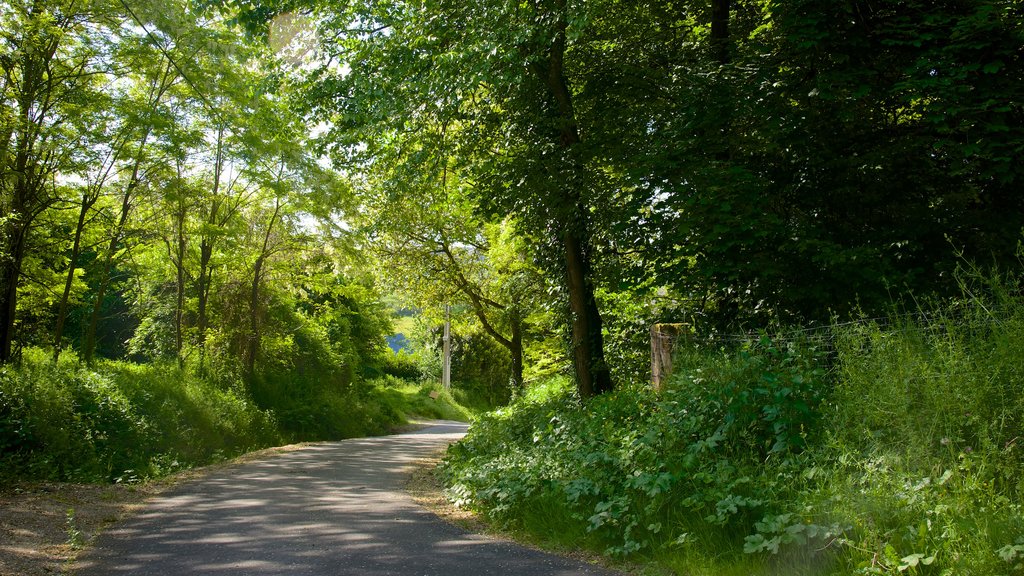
(1, 0, 1023, 574)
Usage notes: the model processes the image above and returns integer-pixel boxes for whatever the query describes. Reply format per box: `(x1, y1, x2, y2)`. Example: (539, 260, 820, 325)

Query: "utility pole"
(442, 305, 451, 390)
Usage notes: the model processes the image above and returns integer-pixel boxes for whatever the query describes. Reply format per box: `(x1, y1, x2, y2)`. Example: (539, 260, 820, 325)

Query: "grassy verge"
(371, 375, 476, 423)
(440, 282, 1024, 575)
(0, 349, 473, 485)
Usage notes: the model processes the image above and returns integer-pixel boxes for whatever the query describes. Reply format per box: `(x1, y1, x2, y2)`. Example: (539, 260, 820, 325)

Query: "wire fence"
(650, 305, 1023, 386)
(656, 305, 1021, 348)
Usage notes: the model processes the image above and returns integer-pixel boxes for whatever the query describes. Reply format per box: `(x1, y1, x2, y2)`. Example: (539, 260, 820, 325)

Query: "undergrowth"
(440, 275, 1024, 575)
(0, 350, 281, 483)
(0, 350, 473, 485)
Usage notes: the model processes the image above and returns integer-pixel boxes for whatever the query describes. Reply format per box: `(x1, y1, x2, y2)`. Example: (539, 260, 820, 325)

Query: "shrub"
(0, 349, 279, 483)
(380, 350, 422, 380)
(441, 276, 1024, 574)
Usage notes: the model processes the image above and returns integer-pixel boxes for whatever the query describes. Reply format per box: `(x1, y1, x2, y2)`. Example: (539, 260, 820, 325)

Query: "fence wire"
(656, 306, 1019, 349)
(650, 305, 1022, 385)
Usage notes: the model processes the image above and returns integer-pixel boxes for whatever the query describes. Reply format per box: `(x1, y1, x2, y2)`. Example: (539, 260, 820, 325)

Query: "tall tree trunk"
(173, 201, 187, 370)
(535, 0, 613, 397)
(711, 0, 731, 65)
(196, 230, 215, 365)
(52, 192, 96, 362)
(0, 28, 49, 363)
(83, 178, 137, 364)
(82, 251, 112, 365)
(0, 137, 32, 361)
(0, 221, 27, 363)
(196, 127, 226, 370)
(510, 317, 524, 391)
(562, 227, 611, 397)
(0, 117, 44, 363)
(245, 255, 263, 378)
(245, 199, 281, 378)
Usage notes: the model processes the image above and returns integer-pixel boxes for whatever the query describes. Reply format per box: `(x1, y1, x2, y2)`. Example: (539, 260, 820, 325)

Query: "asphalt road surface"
(75, 420, 621, 575)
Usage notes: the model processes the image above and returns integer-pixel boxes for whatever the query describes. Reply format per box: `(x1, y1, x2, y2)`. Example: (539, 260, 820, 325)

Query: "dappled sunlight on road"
(75, 421, 616, 575)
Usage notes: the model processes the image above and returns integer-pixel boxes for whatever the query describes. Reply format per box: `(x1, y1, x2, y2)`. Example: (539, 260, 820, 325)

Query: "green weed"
(441, 276, 1024, 574)
(65, 507, 83, 549)
(370, 376, 475, 422)
(0, 346, 477, 485)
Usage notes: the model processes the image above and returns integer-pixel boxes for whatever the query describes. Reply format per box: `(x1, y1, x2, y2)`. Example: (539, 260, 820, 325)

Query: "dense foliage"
(215, 0, 1024, 397)
(442, 279, 1024, 574)
(628, 0, 1024, 325)
(0, 348, 280, 482)
(0, 0, 482, 484)
(0, 0, 384, 373)
(0, 347, 473, 483)
(3, 2, 1024, 573)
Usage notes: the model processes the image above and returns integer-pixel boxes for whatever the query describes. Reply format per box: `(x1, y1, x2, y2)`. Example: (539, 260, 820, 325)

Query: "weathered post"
(651, 323, 686, 392)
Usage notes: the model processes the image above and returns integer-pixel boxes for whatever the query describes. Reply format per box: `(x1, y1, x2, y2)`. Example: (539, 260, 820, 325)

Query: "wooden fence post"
(651, 323, 685, 392)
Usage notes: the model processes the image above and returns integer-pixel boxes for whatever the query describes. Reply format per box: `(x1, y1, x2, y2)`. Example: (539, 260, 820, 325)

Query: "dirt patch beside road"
(0, 444, 311, 576)
(0, 481, 151, 576)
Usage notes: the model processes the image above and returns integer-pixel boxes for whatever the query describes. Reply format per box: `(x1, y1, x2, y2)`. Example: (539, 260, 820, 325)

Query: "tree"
(364, 181, 535, 389)
(243, 193, 282, 375)
(524, 0, 614, 397)
(236, 108, 315, 377)
(115, 8, 287, 369)
(0, 0, 104, 361)
(636, 0, 1024, 325)
(225, 0, 622, 396)
(81, 42, 179, 363)
(52, 28, 173, 362)
(335, 99, 534, 389)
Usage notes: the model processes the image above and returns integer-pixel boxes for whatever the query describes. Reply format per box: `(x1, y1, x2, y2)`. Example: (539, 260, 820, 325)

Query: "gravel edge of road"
(404, 451, 645, 576)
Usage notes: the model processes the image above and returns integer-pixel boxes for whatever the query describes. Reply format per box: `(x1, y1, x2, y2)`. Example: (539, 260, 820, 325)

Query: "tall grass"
(820, 279, 1024, 574)
(370, 375, 476, 422)
(0, 349, 280, 483)
(441, 276, 1024, 575)
(0, 350, 475, 485)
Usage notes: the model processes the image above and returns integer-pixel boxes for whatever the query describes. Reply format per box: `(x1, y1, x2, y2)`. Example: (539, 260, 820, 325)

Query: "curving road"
(75, 420, 620, 575)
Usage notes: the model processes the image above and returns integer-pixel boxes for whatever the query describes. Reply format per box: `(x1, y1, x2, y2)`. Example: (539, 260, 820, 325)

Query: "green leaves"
(441, 337, 832, 557)
(442, 271, 1024, 574)
(997, 543, 1024, 565)
(743, 513, 845, 555)
(632, 0, 1024, 327)
(898, 552, 936, 572)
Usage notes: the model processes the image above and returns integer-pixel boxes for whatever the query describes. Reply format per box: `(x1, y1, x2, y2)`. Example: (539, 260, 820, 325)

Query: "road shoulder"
(404, 451, 644, 576)
(0, 442, 313, 576)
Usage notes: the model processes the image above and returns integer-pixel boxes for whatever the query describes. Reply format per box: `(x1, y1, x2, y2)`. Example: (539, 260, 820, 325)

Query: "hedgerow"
(441, 280, 1024, 575)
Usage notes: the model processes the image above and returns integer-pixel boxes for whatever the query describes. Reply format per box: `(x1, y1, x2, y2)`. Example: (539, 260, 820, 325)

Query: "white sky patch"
(296, 211, 320, 234)
(296, 210, 352, 236)
(268, 12, 318, 68)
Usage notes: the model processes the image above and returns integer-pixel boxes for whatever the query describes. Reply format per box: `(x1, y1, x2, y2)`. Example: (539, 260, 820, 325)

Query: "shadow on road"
(75, 421, 618, 575)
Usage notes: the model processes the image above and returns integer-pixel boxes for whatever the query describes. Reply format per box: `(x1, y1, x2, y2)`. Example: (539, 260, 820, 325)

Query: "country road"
(75, 420, 621, 575)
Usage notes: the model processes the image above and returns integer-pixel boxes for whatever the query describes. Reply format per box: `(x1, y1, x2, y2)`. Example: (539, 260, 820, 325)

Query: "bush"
(0, 347, 475, 485)
(441, 277, 1024, 574)
(370, 375, 474, 422)
(816, 279, 1024, 574)
(451, 330, 514, 406)
(671, 335, 831, 459)
(442, 344, 832, 559)
(380, 350, 422, 380)
(0, 349, 280, 483)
